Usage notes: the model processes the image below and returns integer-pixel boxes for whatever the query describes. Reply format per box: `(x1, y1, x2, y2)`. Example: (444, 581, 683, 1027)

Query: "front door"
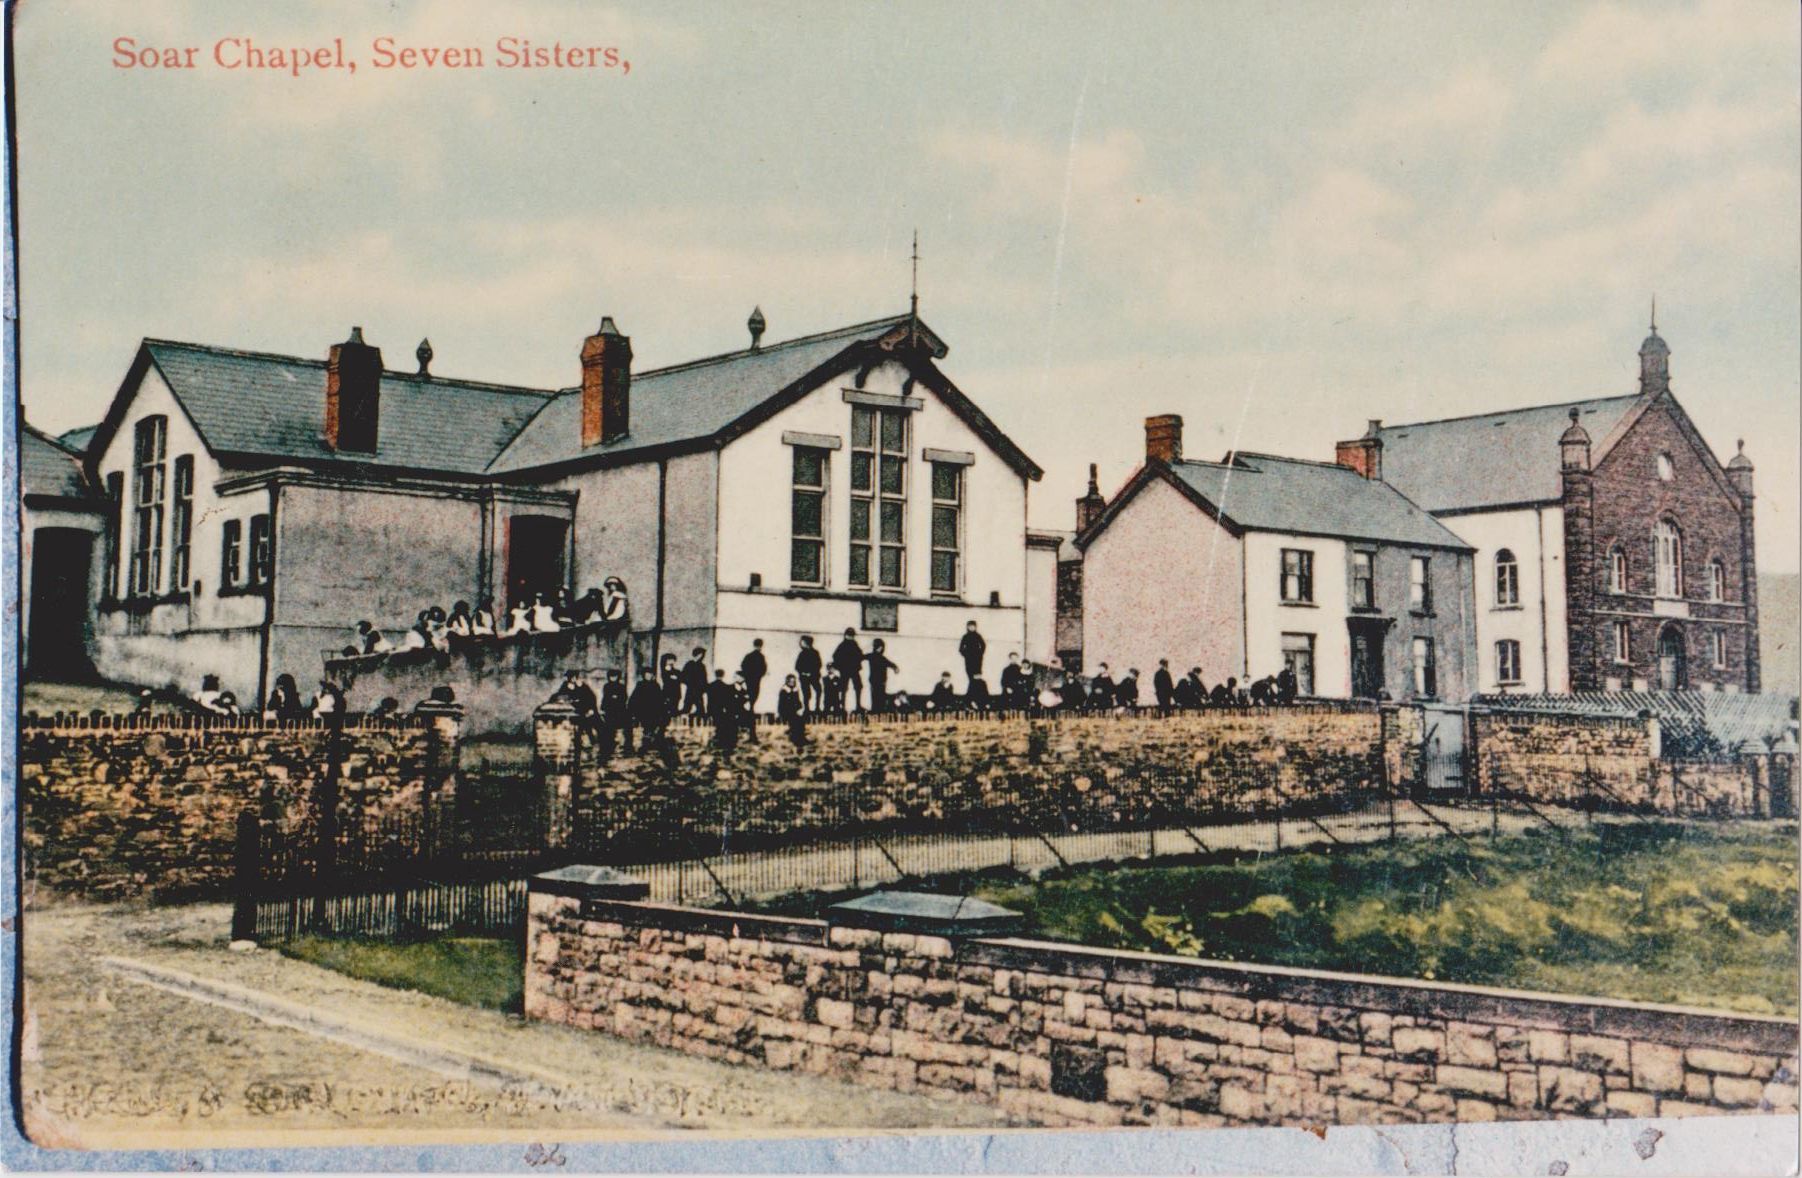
(1347, 617, 1389, 700)
(505, 515, 568, 613)
(28, 527, 95, 678)
(1657, 626, 1686, 691)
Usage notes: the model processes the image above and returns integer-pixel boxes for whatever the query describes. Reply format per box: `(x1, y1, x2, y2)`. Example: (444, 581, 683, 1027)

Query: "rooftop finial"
(1650, 294, 1657, 333)
(747, 306, 766, 352)
(1570, 407, 1581, 424)
(910, 229, 920, 322)
(416, 337, 433, 377)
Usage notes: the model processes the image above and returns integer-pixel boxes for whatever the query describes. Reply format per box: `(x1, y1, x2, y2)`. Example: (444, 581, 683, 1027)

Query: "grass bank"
(279, 935, 523, 1013)
(966, 820, 1797, 1016)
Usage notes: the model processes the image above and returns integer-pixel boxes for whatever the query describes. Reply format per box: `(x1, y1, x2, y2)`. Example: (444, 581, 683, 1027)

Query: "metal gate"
(1419, 704, 1468, 793)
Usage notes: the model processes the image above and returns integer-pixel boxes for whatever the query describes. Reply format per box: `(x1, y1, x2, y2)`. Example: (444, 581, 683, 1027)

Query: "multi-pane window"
(1411, 636, 1437, 698)
(248, 514, 273, 586)
(1711, 630, 1727, 669)
(129, 416, 167, 596)
(1350, 551, 1375, 609)
(930, 462, 963, 594)
(1281, 632, 1315, 696)
(221, 520, 242, 588)
(1279, 549, 1313, 603)
(1612, 620, 1631, 664)
(850, 407, 908, 589)
(1494, 548, 1519, 607)
(1608, 547, 1628, 593)
(789, 446, 827, 586)
(1409, 556, 1432, 611)
(170, 456, 194, 590)
(1496, 639, 1522, 685)
(1654, 519, 1683, 598)
(103, 472, 124, 598)
(1708, 558, 1726, 602)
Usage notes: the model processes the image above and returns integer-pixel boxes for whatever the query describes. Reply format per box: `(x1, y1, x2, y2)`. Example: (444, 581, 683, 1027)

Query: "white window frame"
(1409, 555, 1432, 612)
(1654, 518, 1683, 599)
(929, 461, 963, 596)
(1494, 548, 1519, 608)
(1280, 548, 1314, 604)
(789, 445, 829, 588)
(1612, 620, 1631, 664)
(1495, 639, 1522, 685)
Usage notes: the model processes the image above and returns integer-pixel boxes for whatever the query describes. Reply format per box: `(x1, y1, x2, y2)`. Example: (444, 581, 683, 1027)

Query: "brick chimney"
(1075, 463, 1107, 533)
(581, 317, 632, 448)
(1335, 420, 1384, 480)
(1145, 415, 1183, 464)
(325, 326, 383, 453)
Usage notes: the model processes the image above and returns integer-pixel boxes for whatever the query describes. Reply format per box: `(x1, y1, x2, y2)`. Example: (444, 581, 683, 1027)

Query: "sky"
(12, 0, 1800, 569)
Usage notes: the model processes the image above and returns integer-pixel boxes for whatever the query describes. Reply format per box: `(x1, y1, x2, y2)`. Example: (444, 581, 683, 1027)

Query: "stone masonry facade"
(19, 710, 460, 902)
(525, 888, 1801, 1129)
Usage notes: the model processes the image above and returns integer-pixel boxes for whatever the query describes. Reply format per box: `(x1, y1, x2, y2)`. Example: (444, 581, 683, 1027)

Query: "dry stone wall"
(19, 711, 458, 902)
(525, 888, 1801, 1130)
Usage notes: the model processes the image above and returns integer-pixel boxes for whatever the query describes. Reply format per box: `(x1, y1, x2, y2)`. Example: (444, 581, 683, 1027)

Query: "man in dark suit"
(740, 638, 769, 712)
(680, 647, 710, 716)
(795, 635, 823, 713)
(1154, 659, 1175, 709)
(958, 621, 987, 688)
(831, 628, 866, 713)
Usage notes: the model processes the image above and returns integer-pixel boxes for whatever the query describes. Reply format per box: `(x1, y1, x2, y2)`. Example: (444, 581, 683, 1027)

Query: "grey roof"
(1374, 396, 1642, 513)
(1472, 691, 1799, 759)
(487, 314, 921, 473)
(142, 340, 554, 474)
(56, 425, 98, 454)
(1164, 453, 1472, 550)
(20, 425, 100, 502)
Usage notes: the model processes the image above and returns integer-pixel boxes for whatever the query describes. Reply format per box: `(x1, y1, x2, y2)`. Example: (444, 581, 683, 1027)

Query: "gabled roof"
(1080, 452, 1472, 552)
(1373, 395, 1642, 513)
(20, 423, 103, 505)
(484, 313, 1043, 479)
(78, 313, 1040, 483)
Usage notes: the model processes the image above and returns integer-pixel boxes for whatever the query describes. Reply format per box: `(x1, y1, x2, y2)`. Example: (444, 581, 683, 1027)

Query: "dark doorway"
(28, 527, 95, 677)
(505, 515, 568, 612)
(1657, 625, 1686, 691)
(1347, 618, 1388, 700)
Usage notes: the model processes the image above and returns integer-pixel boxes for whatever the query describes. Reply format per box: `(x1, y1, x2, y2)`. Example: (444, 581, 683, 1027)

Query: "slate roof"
(1373, 395, 1643, 513)
(56, 425, 98, 454)
(84, 314, 1025, 482)
(20, 424, 101, 503)
(487, 314, 928, 473)
(1472, 691, 1800, 759)
(1159, 453, 1472, 550)
(141, 340, 555, 474)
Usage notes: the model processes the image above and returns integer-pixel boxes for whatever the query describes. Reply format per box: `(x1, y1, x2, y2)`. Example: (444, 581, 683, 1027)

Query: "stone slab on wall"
(19, 715, 447, 902)
(525, 890, 1801, 1130)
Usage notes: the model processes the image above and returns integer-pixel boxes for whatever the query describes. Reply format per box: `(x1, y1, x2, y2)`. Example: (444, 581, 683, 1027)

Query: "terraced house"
(52, 309, 1044, 705)
(1343, 319, 1762, 695)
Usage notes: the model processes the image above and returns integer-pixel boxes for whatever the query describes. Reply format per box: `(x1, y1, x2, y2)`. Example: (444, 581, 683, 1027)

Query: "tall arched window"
(1654, 519, 1683, 598)
(1608, 546, 1628, 594)
(1707, 558, 1726, 602)
(1494, 549, 1519, 607)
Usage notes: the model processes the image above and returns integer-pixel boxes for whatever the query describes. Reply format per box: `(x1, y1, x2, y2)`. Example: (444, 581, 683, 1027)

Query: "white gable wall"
(1243, 531, 1351, 696)
(1436, 505, 1570, 693)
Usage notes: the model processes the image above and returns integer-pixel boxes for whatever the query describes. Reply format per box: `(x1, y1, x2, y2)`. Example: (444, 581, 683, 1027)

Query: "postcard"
(5, 0, 1799, 1172)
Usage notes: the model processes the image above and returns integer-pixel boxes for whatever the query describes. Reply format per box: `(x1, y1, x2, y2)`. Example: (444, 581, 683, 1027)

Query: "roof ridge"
(145, 338, 559, 399)
(21, 420, 82, 455)
(1378, 393, 1643, 434)
(628, 312, 914, 381)
(1225, 450, 1358, 471)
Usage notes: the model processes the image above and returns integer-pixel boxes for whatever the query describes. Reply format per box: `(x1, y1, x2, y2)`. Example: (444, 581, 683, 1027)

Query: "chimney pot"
(1144, 415, 1183, 464)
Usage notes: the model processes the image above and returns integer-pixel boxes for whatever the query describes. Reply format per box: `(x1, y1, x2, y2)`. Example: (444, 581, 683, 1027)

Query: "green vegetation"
(969, 821, 1798, 1016)
(279, 935, 523, 1013)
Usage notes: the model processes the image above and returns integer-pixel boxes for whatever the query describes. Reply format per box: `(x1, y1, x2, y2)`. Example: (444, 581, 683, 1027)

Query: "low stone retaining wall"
(19, 709, 462, 902)
(1470, 709, 1794, 817)
(524, 883, 1801, 1129)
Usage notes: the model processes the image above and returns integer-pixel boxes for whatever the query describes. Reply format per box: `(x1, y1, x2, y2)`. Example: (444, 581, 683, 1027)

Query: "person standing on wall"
(795, 635, 823, 714)
(832, 628, 866, 714)
(1154, 659, 1175, 710)
(628, 663, 668, 754)
(598, 668, 628, 757)
(740, 638, 768, 713)
(867, 639, 898, 713)
(707, 670, 740, 752)
(959, 621, 987, 690)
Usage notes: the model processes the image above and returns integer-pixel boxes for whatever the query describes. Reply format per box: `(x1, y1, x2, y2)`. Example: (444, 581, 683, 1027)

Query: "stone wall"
(550, 705, 1388, 850)
(1470, 709, 1789, 816)
(524, 886, 1801, 1130)
(325, 621, 630, 737)
(19, 710, 460, 902)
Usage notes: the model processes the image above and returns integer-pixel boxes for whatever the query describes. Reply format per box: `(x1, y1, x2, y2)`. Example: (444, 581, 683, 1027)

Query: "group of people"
(344, 580, 628, 660)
